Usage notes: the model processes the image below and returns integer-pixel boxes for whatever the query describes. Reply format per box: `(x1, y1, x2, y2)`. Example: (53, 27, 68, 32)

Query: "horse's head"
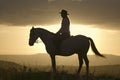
(29, 27, 39, 46)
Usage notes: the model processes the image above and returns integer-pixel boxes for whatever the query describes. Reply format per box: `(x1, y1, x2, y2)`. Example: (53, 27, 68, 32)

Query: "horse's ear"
(32, 26, 34, 29)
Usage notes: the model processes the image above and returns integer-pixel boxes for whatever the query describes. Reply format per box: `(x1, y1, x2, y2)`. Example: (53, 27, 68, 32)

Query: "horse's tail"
(88, 37, 105, 57)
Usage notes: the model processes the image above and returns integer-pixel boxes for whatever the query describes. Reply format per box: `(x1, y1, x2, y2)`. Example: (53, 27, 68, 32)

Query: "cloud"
(0, 0, 120, 30)
(0, 0, 49, 25)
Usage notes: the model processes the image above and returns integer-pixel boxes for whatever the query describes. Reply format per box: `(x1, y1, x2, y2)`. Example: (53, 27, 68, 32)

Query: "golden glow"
(0, 24, 120, 56)
(38, 24, 100, 36)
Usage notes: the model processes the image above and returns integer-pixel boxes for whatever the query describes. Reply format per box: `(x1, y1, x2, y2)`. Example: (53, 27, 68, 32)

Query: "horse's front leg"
(50, 54, 56, 80)
(50, 54, 56, 73)
(77, 54, 83, 74)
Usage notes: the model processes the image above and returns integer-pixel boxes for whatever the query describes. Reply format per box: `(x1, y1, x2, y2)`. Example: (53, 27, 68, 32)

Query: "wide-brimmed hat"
(59, 9, 69, 15)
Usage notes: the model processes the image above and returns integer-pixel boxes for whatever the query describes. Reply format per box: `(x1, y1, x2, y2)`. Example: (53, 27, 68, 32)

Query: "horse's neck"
(37, 29, 54, 46)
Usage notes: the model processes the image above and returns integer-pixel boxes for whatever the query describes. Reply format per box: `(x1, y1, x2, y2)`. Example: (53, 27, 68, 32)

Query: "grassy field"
(0, 64, 120, 80)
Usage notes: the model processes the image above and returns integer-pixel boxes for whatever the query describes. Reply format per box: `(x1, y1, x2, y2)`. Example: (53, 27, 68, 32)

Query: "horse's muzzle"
(29, 42, 34, 46)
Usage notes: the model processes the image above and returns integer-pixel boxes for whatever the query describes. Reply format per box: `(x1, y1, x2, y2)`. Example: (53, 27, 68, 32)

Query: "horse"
(29, 27, 104, 76)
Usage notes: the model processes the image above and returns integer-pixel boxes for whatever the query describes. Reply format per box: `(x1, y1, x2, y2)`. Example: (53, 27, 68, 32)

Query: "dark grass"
(0, 66, 120, 80)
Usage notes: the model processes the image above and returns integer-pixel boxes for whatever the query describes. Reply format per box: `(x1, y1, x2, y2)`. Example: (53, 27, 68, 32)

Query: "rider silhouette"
(54, 9, 70, 51)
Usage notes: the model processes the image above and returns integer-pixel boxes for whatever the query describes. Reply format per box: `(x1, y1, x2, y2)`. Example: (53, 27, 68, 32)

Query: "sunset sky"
(0, 0, 120, 55)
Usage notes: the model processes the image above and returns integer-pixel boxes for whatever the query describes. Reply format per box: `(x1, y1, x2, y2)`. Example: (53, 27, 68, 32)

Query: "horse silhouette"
(29, 27, 104, 76)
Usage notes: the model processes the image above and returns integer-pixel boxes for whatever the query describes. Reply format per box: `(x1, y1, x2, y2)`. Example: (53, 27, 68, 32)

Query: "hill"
(0, 60, 22, 70)
(0, 54, 119, 67)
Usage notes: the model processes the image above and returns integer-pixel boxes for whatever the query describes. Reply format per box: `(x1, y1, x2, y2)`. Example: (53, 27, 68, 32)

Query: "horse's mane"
(36, 28, 55, 35)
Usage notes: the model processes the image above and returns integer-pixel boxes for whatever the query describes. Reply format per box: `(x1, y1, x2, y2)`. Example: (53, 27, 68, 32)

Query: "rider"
(54, 9, 70, 50)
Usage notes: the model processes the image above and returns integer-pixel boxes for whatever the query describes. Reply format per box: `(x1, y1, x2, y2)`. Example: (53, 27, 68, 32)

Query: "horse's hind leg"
(77, 54, 83, 75)
(83, 55, 89, 76)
